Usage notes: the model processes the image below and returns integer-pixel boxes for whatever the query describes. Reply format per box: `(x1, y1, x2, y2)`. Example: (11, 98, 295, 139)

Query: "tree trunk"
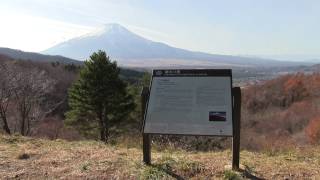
(100, 125, 106, 142)
(20, 105, 26, 136)
(26, 117, 31, 135)
(98, 110, 106, 142)
(104, 126, 109, 143)
(0, 113, 11, 134)
(104, 115, 109, 143)
(0, 103, 11, 134)
(21, 116, 25, 136)
(3, 118, 11, 134)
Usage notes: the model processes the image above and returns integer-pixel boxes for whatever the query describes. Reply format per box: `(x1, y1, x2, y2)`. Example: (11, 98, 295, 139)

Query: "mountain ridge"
(43, 23, 311, 67)
(0, 47, 81, 64)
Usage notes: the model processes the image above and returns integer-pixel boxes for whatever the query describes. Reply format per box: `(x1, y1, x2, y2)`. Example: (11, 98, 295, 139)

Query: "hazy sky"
(0, 0, 319, 59)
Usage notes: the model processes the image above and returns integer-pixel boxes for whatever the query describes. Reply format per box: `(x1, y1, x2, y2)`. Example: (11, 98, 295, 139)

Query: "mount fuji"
(43, 23, 307, 67)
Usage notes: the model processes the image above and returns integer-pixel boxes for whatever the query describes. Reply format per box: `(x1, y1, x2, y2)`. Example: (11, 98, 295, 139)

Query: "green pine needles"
(65, 50, 135, 142)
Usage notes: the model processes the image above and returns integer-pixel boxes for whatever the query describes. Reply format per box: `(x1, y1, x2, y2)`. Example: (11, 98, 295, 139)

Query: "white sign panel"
(143, 69, 233, 136)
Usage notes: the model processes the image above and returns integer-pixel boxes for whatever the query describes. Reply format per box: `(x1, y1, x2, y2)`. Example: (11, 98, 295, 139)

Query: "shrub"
(223, 170, 242, 180)
(305, 116, 320, 144)
(17, 153, 30, 160)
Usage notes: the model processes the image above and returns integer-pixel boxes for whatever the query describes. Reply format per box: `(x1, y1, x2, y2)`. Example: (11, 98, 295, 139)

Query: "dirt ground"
(0, 135, 319, 179)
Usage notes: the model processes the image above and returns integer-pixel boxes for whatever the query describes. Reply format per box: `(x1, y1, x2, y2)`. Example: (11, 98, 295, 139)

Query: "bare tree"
(1, 59, 72, 136)
(0, 62, 16, 134)
(13, 67, 56, 135)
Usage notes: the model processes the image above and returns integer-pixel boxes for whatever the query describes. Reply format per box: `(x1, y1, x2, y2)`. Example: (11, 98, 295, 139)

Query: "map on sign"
(143, 69, 233, 136)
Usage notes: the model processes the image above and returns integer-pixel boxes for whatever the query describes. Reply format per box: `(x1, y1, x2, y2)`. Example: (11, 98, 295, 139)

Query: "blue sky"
(0, 0, 319, 60)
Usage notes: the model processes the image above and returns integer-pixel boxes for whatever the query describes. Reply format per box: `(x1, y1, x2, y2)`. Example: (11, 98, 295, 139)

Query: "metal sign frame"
(141, 69, 241, 170)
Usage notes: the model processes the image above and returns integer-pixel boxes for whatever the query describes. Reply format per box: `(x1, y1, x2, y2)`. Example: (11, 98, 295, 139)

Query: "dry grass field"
(0, 134, 319, 179)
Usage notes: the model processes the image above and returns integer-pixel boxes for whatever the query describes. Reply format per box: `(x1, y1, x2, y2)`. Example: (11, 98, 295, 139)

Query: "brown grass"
(0, 134, 319, 179)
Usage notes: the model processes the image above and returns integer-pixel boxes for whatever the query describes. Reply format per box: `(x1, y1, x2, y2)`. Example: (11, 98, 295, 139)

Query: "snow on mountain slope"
(43, 23, 307, 67)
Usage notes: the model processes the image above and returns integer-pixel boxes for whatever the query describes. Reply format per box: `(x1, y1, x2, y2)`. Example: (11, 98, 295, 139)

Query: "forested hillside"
(0, 55, 144, 140)
(0, 54, 319, 151)
(242, 73, 320, 149)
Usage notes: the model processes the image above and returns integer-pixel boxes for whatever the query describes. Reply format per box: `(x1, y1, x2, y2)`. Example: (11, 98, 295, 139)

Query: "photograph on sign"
(143, 69, 233, 136)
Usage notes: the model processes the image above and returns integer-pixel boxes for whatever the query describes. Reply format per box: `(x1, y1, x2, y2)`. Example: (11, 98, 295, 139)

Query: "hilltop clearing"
(0, 134, 319, 179)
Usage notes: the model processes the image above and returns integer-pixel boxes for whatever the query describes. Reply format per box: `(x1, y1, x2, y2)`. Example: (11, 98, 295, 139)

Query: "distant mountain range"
(0, 24, 315, 68)
(0, 47, 319, 75)
(0, 47, 80, 64)
(42, 23, 312, 67)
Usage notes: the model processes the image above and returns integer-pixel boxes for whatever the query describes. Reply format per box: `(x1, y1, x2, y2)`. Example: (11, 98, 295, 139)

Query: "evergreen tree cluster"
(66, 50, 135, 142)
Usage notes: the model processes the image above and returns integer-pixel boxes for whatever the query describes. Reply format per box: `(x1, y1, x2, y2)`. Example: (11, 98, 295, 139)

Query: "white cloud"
(0, 11, 94, 52)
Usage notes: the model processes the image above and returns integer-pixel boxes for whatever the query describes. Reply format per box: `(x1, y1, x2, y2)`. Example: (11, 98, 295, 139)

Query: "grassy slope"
(0, 135, 319, 179)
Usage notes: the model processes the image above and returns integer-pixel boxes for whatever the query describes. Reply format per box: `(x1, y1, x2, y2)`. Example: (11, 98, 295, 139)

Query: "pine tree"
(65, 50, 135, 142)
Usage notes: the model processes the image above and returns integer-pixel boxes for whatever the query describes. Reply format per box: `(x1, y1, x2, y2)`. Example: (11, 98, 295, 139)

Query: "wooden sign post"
(141, 87, 151, 165)
(141, 69, 241, 170)
(232, 87, 241, 170)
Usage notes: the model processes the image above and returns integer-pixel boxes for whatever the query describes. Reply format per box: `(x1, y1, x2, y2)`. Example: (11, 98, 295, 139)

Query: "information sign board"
(143, 69, 233, 136)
